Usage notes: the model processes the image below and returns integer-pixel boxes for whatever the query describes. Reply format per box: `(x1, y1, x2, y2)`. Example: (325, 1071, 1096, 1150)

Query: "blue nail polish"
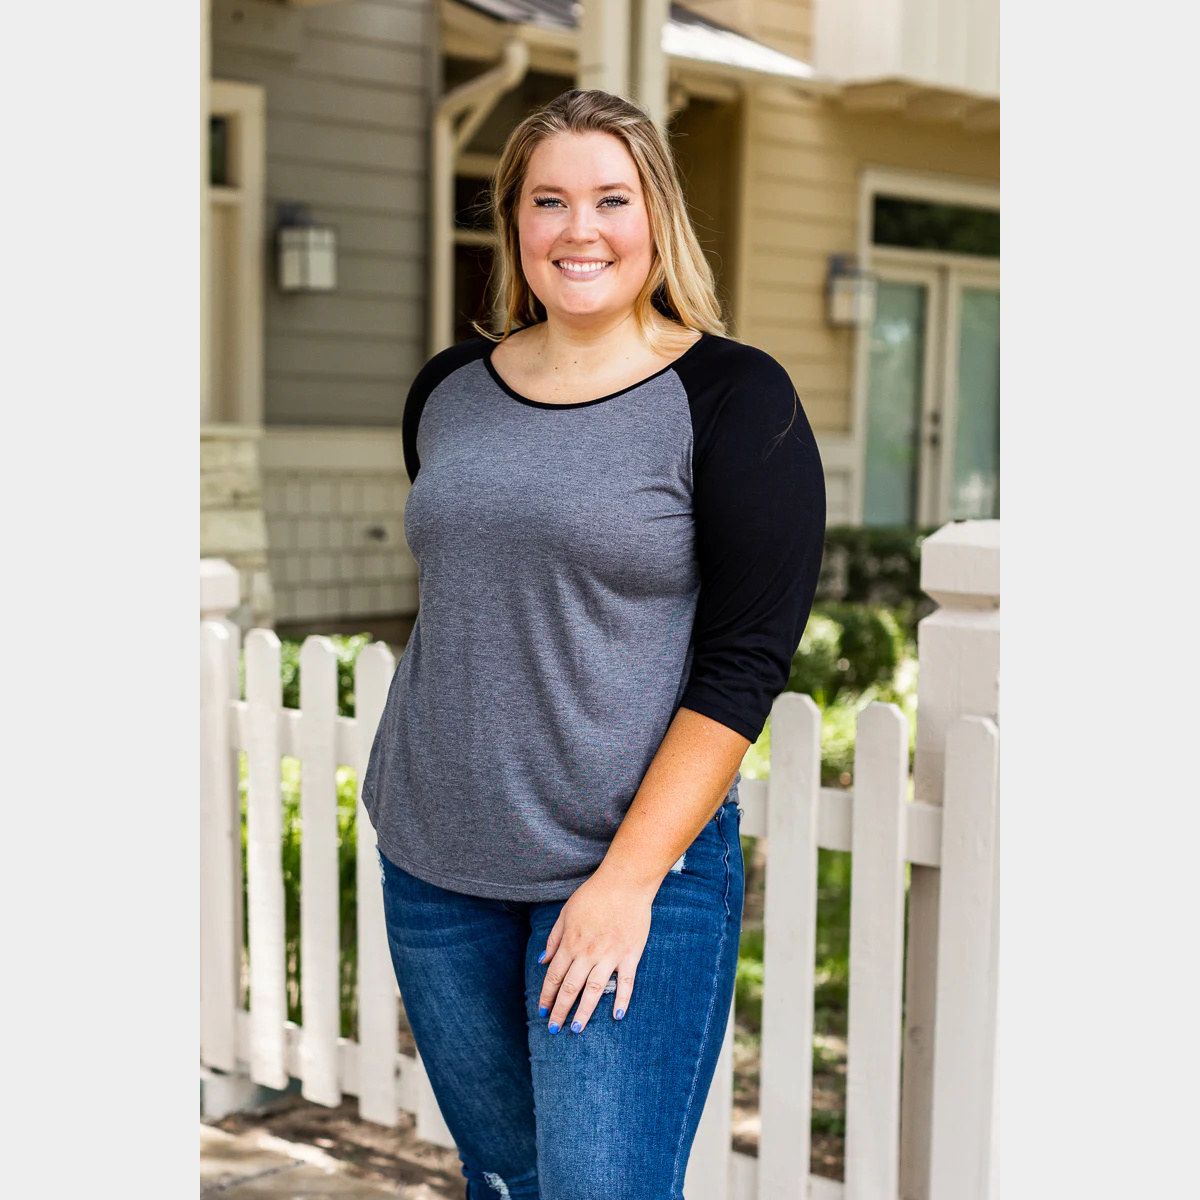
(538, 1005, 548, 1018)
(548, 1022, 560, 1034)
(615, 1008, 625, 1020)
(538, 951, 546, 963)
(571, 1020, 582, 1033)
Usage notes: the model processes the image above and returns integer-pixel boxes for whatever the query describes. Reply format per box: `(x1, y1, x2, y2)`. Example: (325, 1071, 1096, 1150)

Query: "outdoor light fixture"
(275, 203, 337, 293)
(826, 254, 877, 327)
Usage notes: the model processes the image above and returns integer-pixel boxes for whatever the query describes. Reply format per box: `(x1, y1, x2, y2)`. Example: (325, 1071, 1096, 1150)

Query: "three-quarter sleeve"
(677, 350, 827, 743)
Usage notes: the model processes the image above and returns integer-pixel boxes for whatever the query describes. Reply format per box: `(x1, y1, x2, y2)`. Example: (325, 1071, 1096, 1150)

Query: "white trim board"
(261, 427, 405, 474)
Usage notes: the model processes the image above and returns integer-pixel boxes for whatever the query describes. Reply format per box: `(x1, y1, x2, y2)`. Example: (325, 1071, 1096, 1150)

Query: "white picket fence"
(200, 521, 1000, 1200)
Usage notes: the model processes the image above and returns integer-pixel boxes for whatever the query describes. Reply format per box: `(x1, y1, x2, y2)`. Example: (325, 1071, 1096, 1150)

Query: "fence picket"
(758, 692, 823, 1200)
(354, 642, 399, 1126)
(244, 630, 288, 1089)
(200, 621, 239, 1071)
(298, 635, 341, 1106)
(844, 703, 910, 1200)
(928, 716, 1000, 1200)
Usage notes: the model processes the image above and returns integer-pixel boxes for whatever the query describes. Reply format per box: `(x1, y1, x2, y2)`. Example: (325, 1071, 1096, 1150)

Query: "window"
(210, 116, 230, 187)
(872, 196, 1000, 258)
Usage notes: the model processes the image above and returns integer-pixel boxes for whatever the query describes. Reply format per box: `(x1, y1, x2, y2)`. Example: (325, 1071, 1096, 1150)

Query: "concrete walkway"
(201, 1123, 443, 1199)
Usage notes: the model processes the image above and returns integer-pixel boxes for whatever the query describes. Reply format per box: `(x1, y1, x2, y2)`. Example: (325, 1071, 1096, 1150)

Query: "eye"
(600, 195, 630, 208)
(532, 196, 564, 208)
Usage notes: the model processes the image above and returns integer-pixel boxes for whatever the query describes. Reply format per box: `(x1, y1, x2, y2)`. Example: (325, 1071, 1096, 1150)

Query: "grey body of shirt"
(363, 359, 709, 900)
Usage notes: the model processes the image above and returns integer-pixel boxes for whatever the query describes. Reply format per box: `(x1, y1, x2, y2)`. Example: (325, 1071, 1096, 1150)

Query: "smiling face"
(516, 130, 655, 325)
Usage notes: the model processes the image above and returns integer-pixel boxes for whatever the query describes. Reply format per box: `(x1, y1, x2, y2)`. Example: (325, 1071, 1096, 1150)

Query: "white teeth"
(555, 260, 611, 277)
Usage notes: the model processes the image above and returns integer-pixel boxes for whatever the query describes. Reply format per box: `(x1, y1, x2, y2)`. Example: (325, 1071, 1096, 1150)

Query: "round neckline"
(483, 328, 708, 410)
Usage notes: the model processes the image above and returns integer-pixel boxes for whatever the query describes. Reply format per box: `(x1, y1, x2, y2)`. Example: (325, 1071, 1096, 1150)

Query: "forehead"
(523, 130, 640, 190)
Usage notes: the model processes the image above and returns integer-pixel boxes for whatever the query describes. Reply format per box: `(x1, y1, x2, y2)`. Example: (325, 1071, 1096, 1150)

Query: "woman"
(362, 89, 826, 1199)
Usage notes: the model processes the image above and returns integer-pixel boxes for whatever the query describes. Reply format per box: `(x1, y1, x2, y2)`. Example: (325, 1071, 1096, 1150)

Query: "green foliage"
(810, 1108, 847, 1138)
(787, 602, 912, 708)
(818, 525, 940, 640)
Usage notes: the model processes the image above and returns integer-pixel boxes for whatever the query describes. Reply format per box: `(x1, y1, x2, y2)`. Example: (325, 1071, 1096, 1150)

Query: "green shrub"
(787, 601, 912, 708)
(818, 525, 941, 640)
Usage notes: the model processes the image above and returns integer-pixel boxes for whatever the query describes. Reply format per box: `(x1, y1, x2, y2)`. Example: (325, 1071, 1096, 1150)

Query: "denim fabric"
(378, 799, 745, 1200)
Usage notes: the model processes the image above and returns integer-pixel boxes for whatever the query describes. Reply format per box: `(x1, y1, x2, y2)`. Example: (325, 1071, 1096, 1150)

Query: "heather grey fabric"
(363, 358, 709, 900)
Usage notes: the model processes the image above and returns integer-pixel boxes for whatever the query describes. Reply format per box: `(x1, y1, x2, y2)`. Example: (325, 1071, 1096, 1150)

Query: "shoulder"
(408, 335, 493, 405)
(402, 335, 493, 483)
(673, 332, 794, 403)
(673, 333, 814, 465)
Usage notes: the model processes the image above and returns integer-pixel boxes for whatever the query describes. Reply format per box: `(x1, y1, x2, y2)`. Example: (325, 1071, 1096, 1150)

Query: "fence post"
(200, 559, 244, 1073)
(928, 714, 1000, 1199)
(899, 519, 1000, 1200)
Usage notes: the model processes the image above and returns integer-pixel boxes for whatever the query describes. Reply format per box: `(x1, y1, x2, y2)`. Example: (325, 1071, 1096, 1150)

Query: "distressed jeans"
(378, 797, 745, 1200)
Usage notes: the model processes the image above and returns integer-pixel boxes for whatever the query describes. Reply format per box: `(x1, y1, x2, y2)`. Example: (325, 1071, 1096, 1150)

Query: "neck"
(532, 311, 680, 367)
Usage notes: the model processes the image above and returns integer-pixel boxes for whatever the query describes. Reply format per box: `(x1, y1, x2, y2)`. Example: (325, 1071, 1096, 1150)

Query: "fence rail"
(199, 518, 1000, 1200)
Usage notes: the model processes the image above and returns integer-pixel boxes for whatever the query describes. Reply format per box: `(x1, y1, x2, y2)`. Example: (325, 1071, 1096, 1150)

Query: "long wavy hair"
(471, 88, 728, 354)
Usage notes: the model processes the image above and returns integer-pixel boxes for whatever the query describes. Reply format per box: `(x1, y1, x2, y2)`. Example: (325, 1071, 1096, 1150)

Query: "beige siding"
(737, 87, 999, 435)
(683, 0, 813, 63)
(212, 0, 433, 428)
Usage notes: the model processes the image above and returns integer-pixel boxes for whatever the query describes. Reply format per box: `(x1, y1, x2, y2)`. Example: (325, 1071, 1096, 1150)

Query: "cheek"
(609, 210, 653, 263)
(519, 213, 558, 258)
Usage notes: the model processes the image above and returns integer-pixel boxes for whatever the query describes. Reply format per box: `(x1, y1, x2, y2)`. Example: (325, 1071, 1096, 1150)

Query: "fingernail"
(538, 1005, 548, 1018)
(548, 1022, 560, 1034)
(570, 1020, 582, 1033)
(538, 951, 546, 963)
(615, 1008, 625, 1020)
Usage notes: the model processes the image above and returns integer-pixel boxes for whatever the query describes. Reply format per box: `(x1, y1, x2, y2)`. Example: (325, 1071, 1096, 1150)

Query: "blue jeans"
(378, 798, 745, 1200)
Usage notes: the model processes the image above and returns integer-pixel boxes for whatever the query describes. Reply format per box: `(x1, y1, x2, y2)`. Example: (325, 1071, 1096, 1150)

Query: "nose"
(563, 204, 600, 244)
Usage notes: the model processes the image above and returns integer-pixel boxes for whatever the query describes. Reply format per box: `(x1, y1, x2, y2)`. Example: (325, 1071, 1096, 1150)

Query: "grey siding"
(212, 0, 433, 428)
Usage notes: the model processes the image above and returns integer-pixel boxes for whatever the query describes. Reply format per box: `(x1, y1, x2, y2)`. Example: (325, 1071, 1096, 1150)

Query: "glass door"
(863, 266, 943, 526)
(863, 261, 1000, 526)
(942, 272, 1000, 519)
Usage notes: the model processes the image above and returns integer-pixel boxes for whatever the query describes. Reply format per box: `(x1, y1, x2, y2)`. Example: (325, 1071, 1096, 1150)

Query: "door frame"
(940, 264, 1001, 521)
(850, 165, 1000, 526)
(206, 78, 265, 428)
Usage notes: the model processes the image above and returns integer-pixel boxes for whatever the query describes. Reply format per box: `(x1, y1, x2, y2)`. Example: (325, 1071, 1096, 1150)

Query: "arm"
(537, 346, 827, 1031)
(593, 707, 749, 895)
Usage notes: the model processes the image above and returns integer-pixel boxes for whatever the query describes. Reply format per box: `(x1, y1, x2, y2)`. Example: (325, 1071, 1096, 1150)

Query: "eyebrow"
(527, 182, 635, 194)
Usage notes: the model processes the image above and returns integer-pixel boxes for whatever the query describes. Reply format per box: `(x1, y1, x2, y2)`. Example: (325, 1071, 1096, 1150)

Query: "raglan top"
(361, 326, 826, 901)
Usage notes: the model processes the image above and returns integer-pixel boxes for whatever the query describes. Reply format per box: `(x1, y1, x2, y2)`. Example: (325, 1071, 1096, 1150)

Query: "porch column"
(578, 0, 669, 132)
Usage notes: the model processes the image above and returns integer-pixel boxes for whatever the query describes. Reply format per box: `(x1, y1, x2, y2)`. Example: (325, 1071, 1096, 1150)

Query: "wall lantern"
(275, 203, 337, 293)
(826, 254, 877, 327)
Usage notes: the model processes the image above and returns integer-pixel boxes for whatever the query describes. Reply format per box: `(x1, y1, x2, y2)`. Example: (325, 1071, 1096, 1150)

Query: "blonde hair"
(471, 88, 728, 355)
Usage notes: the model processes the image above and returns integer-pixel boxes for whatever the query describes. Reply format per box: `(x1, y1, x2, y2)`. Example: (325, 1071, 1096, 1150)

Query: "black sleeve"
(675, 339, 827, 743)
(402, 336, 491, 484)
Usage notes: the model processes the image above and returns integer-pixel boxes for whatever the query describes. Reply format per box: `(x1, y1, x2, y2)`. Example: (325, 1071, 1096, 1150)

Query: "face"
(516, 130, 654, 324)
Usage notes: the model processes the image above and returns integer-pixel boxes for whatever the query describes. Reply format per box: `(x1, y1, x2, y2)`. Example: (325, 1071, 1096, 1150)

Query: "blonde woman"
(363, 89, 826, 1199)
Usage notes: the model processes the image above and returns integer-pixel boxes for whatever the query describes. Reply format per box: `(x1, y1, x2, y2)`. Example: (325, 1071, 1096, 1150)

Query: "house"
(201, 0, 998, 632)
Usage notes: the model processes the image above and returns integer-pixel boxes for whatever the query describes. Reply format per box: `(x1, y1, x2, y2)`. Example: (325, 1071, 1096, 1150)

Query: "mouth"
(553, 258, 614, 281)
